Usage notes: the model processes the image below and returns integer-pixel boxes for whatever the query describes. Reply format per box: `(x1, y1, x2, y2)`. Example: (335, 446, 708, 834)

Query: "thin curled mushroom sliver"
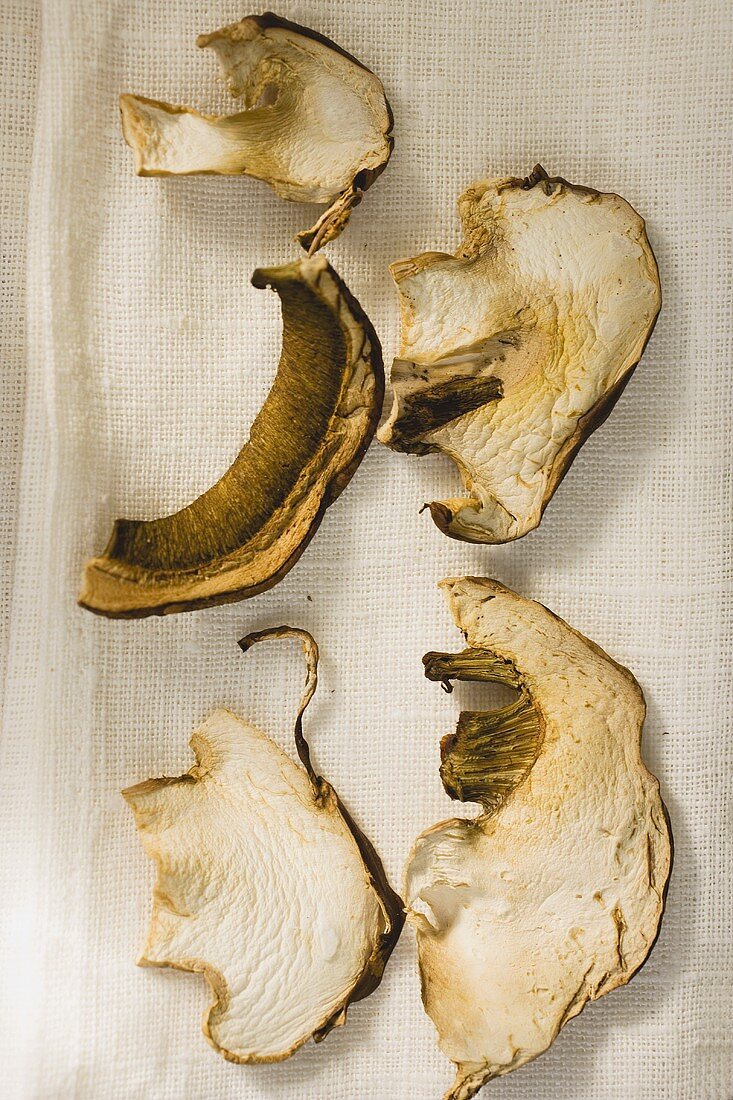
(120, 12, 394, 252)
(79, 256, 383, 617)
(123, 627, 404, 1064)
(406, 578, 672, 1099)
(379, 166, 662, 543)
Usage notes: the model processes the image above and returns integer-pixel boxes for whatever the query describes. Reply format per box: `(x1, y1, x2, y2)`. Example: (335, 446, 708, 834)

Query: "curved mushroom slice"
(379, 166, 661, 542)
(406, 578, 671, 1099)
(123, 627, 404, 1063)
(120, 13, 393, 251)
(79, 255, 383, 617)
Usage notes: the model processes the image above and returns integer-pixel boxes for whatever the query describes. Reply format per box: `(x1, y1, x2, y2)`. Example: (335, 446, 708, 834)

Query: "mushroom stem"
(239, 625, 319, 784)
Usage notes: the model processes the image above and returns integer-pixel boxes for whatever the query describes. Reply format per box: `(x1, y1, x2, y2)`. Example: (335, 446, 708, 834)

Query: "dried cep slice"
(406, 578, 671, 1099)
(379, 166, 661, 542)
(120, 13, 394, 251)
(79, 256, 383, 617)
(123, 627, 404, 1063)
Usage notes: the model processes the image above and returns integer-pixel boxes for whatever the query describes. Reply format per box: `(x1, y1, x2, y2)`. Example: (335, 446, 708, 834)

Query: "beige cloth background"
(1, 1, 731, 1097)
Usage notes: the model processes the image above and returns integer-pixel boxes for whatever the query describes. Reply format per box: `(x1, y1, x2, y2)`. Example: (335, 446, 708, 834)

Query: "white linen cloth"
(1, 1, 731, 1097)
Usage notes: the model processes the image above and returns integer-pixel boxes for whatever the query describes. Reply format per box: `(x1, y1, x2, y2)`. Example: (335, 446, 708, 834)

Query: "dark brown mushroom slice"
(79, 256, 383, 617)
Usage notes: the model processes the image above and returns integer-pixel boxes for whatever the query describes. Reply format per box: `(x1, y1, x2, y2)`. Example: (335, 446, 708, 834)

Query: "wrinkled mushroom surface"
(121, 13, 393, 251)
(79, 256, 383, 617)
(406, 578, 671, 1099)
(379, 167, 661, 542)
(123, 627, 404, 1063)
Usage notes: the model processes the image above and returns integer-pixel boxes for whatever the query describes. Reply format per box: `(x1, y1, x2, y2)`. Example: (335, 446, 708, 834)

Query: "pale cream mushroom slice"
(123, 627, 404, 1063)
(79, 256, 383, 617)
(379, 166, 661, 542)
(120, 13, 394, 251)
(406, 578, 671, 1099)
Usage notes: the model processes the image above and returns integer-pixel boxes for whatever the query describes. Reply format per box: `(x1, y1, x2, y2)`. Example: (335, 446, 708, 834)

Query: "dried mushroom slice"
(79, 256, 383, 617)
(123, 627, 404, 1063)
(379, 166, 661, 542)
(120, 13, 393, 251)
(406, 578, 671, 1099)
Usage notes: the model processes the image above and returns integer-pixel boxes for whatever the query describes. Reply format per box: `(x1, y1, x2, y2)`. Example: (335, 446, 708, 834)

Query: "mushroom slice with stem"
(406, 578, 671, 1099)
(379, 166, 661, 542)
(123, 627, 404, 1063)
(120, 13, 394, 252)
(79, 255, 383, 617)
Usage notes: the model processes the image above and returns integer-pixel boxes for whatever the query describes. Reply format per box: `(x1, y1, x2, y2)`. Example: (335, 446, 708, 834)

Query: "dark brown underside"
(106, 270, 347, 572)
(80, 261, 384, 617)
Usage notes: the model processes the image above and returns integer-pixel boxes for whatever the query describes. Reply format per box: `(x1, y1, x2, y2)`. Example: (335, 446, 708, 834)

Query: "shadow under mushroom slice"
(406, 577, 672, 1100)
(379, 167, 661, 543)
(79, 256, 383, 617)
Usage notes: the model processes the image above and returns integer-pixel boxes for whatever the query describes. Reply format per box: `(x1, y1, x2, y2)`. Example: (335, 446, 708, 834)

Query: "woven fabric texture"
(1, 1, 731, 1097)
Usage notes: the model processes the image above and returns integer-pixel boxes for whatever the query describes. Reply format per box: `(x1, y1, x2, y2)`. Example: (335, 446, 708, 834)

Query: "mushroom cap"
(124, 628, 403, 1062)
(120, 14, 393, 249)
(380, 169, 661, 543)
(406, 578, 672, 1098)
